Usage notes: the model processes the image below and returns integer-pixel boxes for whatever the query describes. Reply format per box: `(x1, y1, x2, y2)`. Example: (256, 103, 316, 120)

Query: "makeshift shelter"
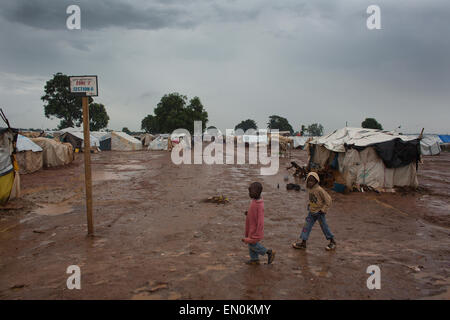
(141, 133, 155, 147)
(60, 131, 100, 150)
(148, 134, 169, 151)
(308, 127, 420, 191)
(16, 134, 43, 174)
(99, 132, 142, 151)
(31, 138, 74, 168)
(0, 128, 20, 205)
(292, 136, 310, 149)
(438, 135, 450, 144)
(420, 135, 441, 156)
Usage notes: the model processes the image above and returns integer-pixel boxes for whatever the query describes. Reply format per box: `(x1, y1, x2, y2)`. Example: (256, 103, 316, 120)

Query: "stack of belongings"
(307, 127, 420, 192)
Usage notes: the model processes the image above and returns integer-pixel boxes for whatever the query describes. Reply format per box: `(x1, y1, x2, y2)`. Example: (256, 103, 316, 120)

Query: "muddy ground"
(0, 148, 449, 300)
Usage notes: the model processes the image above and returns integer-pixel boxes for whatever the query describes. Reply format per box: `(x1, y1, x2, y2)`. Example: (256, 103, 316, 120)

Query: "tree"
(362, 118, 383, 130)
(89, 103, 109, 131)
(41, 72, 109, 130)
(300, 125, 306, 136)
(122, 127, 131, 134)
(267, 115, 293, 134)
(141, 93, 208, 134)
(235, 119, 257, 132)
(306, 123, 324, 136)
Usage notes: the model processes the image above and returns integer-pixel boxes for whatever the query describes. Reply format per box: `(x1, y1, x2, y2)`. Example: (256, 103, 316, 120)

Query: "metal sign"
(69, 75, 98, 97)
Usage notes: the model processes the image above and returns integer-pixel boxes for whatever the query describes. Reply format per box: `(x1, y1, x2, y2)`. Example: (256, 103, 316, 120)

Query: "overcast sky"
(1, 0, 449, 134)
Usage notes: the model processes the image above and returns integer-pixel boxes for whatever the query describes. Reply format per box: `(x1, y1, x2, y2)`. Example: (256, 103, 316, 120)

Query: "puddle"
(34, 203, 74, 216)
(106, 164, 146, 171)
(92, 171, 131, 181)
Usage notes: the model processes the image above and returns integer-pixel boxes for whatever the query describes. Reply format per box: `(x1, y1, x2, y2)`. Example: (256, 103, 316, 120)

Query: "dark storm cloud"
(1, 0, 195, 30)
(0, 0, 449, 133)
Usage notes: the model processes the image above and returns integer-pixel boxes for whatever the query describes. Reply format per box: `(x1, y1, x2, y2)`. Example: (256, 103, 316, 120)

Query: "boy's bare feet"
(292, 241, 306, 249)
(267, 249, 276, 264)
(245, 260, 260, 265)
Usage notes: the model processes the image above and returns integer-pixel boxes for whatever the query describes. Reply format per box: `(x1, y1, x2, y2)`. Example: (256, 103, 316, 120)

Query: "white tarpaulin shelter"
(292, 136, 310, 149)
(308, 127, 420, 191)
(419, 135, 441, 156)
(148, 134, 169, 151)
(16, 135, 43, 174)
(110, 131, 142, 151)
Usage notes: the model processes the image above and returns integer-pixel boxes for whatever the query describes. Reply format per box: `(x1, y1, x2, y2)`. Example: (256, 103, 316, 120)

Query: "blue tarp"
(438, 135, 450, 143)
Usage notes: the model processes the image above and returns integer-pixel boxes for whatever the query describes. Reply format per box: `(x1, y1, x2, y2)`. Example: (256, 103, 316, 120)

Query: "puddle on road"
(34, 203, 74, 216)
(106, 164, 146, 171)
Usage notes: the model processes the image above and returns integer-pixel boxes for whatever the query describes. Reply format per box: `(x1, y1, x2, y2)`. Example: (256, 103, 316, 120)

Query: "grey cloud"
(1, 0, 195, 30)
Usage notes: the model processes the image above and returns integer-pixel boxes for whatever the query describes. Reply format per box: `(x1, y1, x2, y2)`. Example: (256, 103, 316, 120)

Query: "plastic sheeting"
(110, 132, 142, 151)
(0, 129, 15, 176)
(17, 135, 43, 152)
(148, 136, 168, 151)
(31, 138, 73, 168)
(310, 127, 417, 152)
(313, 145, 418, 190)
(16, 150, 43, 174)
(420, 135, 441, 156)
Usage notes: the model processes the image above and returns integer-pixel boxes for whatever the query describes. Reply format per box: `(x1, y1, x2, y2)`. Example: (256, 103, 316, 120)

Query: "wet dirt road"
(0, 150, 449, 299)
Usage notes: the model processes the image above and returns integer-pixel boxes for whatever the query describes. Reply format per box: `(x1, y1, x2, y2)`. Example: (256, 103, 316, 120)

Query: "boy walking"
(242, 182, 276, 265)
(292, 172, 336, 251)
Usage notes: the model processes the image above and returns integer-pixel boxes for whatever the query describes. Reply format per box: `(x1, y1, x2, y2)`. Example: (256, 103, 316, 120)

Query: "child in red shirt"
(242, 182, 276, 265)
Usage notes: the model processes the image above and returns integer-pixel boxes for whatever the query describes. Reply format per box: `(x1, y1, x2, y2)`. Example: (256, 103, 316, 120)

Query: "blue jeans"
(300, 211, 334, 241)
(248, 242, 268, 261)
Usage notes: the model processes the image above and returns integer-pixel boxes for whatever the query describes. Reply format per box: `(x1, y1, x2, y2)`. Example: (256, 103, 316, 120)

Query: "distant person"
(292, 172, 336, 251)
(242, 182, 275, 265)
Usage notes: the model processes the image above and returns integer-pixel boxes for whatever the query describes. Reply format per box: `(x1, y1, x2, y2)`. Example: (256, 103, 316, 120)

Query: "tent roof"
(112, 131, 141, 144)
(17, 134, 43, 152)
(438, 135, 450, 143)
(309, 127, 417, 152)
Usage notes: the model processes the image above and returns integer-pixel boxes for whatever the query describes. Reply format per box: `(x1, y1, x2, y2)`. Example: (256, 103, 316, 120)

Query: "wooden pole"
(82, 96, 94, 235)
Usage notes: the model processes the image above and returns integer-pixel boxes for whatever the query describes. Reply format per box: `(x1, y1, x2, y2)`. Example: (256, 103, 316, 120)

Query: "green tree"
(362, 118, 383, 130)
(41, 72, 93, 129)
(122, 127, 131, 134)
(235, 119, 257, 132)
(141, 93, 208, 134)
(267, 115, 293, 134)
(300, 124, 306, 136)
(306, 123, 324, 136)
(41, 72, 109, 131)
(89, 103, 109, 131)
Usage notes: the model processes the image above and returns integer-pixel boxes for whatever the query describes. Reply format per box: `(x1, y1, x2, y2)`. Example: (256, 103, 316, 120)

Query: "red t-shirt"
(244, 198, 264, 244)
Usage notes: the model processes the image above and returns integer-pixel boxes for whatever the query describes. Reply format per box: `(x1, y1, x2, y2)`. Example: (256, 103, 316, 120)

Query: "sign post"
(69, 75, 98, 235)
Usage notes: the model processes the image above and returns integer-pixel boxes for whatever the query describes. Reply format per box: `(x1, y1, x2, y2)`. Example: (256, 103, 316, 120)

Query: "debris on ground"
(286, 161, 308, 180)
(203, 195, 230, 204)
(133, 281, 169, 294)
(286, 183, 302, 191)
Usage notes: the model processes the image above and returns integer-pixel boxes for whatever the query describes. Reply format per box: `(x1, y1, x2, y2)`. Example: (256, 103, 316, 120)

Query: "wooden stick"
(82, 97, 94, 235)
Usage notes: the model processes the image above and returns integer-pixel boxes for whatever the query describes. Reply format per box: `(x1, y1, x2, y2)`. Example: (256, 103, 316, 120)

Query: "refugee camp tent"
(111, 131, 142, 151)
(31, 138, 74, 168)
(292, 136, 310, 149)
(0, 128, 20, 205)
(99, 131, 142, 151)
(420, 135, 441, 156)
(60, 131, 100, 150)
(308, 127, 420, 191)
(438, 135, 450, 144)
(99, 133, 111, 151)
(141, 133, 155, 147)
(16, 134, 43, 174)
(148, 134, 169, 151)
